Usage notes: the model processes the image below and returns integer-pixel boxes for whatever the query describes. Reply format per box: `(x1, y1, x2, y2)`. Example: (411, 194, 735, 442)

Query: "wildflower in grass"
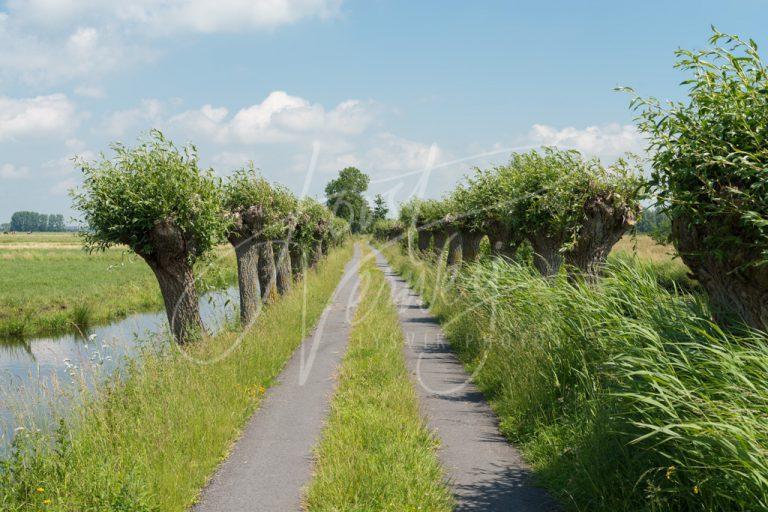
(43, 499, 52, 505)
(258, 385, 266, 394)
(693, 485, 699, 495)
(665, 466, 675, 480)
(36, 487, 44, 493)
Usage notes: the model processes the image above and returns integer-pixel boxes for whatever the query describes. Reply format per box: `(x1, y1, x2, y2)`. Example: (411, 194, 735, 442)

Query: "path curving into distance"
(192, 245, 361, 512)
(372, 246, 559, 511)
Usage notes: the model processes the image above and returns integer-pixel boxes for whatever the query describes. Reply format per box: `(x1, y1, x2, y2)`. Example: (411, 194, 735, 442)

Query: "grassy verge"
(0, 237, 236, 339)
(305, 245, 453, 512)
(0, 243, 353, 512)
(383, 242, 768, 511)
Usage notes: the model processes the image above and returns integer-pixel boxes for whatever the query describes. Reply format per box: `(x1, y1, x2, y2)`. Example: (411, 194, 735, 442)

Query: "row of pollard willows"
(387, 33, 768, 333)
(72, 131, 350, 344)
(396, 147, 644, 282)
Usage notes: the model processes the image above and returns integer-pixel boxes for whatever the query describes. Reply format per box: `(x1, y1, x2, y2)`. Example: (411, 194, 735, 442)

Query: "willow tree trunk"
(232, 238, 261, 325)
(417, 230, 431, 252)
(142, 219, 204, 344)
(672, 215, 768, 330)
(289, 244, 305, 280)
(446, 230, 462, 266)
(258, 241, 278, 303)
(486, 221, 517, 259)
(274, 241, 293, 295)
(432, 230, 448, 257)
(530, 233, 564, 277)
(565, 197, 636, 281)
(460, 231, 484, 262)
(310, 240, 323, 267)
(149, 262, 203, 343)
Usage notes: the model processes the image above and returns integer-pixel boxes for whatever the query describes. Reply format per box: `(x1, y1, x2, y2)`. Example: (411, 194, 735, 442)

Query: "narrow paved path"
(193, 246, 361, 512)
(372, 247, 559, 511)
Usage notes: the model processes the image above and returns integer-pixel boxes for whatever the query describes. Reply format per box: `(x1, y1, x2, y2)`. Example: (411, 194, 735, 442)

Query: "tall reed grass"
(384, 245, 768, 511)
(0, 244, 353, 512)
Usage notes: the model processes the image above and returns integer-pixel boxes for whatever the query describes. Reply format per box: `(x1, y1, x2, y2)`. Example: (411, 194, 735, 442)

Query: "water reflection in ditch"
(0, 287, 239, 451)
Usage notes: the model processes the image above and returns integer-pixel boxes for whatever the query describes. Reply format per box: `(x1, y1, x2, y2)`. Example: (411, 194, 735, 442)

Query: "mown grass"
(0, 243, 353, 512)
(305, 245, 453, 512)
(383, 243, 768, 512)
(0, 234, 236, 339)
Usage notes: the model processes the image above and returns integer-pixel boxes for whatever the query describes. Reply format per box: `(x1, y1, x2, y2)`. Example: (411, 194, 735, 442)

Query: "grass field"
(383, 243, 768, 511)
(0, 233, 236, 339)
(609, 234, 697, 292)
(0, 242, 353, 512)
(305, 245, 453, 511)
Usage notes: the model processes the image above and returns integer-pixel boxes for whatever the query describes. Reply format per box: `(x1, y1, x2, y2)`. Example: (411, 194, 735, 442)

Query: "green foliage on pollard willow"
(294, 197, 332, 250)
(625, 29, 768, 265)
(71, 130, 227, 262)
(222, 166, 298, 240)
(500, 148, 644, 251)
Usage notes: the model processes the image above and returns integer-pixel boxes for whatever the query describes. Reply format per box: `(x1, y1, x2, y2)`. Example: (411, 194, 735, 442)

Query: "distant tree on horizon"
(371, 194, 389, 222)
(9, 211, 66, 232)
(324, 167, 371, 233)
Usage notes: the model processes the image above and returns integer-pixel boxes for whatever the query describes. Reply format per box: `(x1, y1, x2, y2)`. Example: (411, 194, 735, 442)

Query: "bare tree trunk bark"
(673, 215, 768, 330)
(274, 241, 293, 295)
(530, 233, 564, 277)
(486, 221, 517, 259)
(232, 238, 261, 325)
(432, 230, 448, 257)
(447, 229, 462, 266)
(310, 240, 323, 267)
(417, 230, 431, 252)
(460, 230, 484, 262)
(289, 244, 305, 280)
(565, 197, 636, 281)
(149, 261, 204, 343)
(258, 241, 278, 303)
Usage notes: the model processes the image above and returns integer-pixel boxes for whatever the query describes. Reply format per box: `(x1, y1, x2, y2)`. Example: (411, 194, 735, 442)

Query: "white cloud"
(528, 123, 644, 161)
(0, 163, 30, 179)
(6, 0, 342, 33)
(49, 177, 78, 196)
(74, 86, 106, 99)
(171, 91, 374, 145)
(0, 94, 78, 141)
(363, 133, 443, 174)
(104, 99, 165, 137)
(42, 150, 96, 176)
(0, 1, 342, 84)
(0, 19, 152, 84)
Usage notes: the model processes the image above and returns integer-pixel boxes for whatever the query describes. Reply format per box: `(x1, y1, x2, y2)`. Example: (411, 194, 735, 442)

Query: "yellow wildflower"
(43, 499, 52, 505)
(693, 485, 700, 494)
(36, 487, 44, 493)
(665, 466, 675, 480)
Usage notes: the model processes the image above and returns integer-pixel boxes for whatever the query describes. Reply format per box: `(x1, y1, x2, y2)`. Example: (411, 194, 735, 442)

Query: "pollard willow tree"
(504, 148, 642, 278)
(626, 30, 768, 329)
(418, 199, 451, 256)
(72, 131, 227, 343)
(289, 198, 331, 274)
(452, 170, 519, 261)
(398, 198, 431, 253)
(222, 167, 297, 322)
(327, 217, 351, 249)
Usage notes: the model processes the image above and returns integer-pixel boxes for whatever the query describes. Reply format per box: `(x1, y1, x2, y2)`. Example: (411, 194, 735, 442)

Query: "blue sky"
(0, 0, 765, 222)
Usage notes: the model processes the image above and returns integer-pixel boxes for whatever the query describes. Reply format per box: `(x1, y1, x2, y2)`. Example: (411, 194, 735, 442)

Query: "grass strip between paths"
(0, 243, 353, 512)
(304, 244, 454, 512)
